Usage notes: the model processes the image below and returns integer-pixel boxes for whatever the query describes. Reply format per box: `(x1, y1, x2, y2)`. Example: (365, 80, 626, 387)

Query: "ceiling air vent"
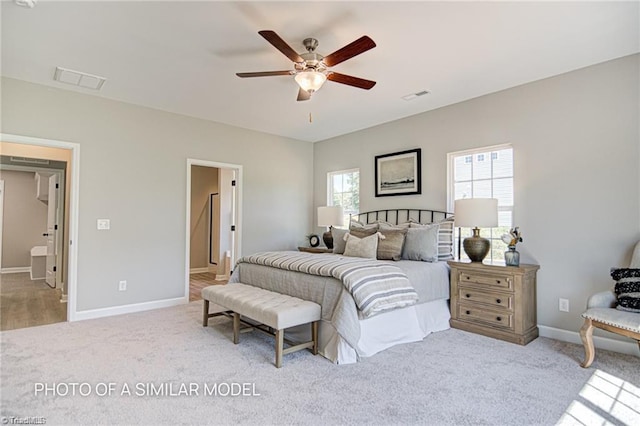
(54, 67, 107, 90)
(402, 90, 430, 101)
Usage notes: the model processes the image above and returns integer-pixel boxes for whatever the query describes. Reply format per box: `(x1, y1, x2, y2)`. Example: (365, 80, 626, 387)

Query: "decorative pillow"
(610, 268, 640, 313)
(378, 221, 411, 231)
(410, 216, 454, 261)
(331, 228, 349, 254)
(349, 227, 378, 239)
(377, 229, 407, 261)
(349, 220, 379, 232)
(402, 224, 439, 262)
(343, 232, 384, 259)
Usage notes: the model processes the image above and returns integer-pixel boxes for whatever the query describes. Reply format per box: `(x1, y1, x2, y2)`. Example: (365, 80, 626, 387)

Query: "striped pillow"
(611, 268, 640, 313)
(410, 216, 455, 261)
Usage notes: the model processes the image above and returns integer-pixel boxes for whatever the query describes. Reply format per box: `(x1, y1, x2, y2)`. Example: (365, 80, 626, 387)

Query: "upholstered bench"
(202, 283, 321, 368)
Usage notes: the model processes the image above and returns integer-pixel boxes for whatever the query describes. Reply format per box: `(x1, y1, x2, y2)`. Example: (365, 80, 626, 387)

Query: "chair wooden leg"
(233, 313, 240, 344)
(202, 300, 210, 326)
(580, 318, 595, 368)
(275, 329, 283, 368)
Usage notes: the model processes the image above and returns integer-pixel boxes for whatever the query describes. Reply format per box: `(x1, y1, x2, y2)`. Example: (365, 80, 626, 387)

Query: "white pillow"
(343, 232, 385, 259)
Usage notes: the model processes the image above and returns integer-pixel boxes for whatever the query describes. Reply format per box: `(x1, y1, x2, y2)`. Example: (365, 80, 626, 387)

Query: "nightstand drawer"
(459, 272, 512, 290)
(457, 305, 514, 330)
(458, 288, 513, 311)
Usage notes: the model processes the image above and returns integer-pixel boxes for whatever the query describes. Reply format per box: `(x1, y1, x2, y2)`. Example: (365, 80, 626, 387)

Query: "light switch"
(97, 219, 110, 230)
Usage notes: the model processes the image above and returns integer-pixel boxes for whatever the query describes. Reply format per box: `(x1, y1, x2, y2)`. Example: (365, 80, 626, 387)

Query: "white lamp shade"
(454, 198, 498, 228)
(318, 206, 344, 227)
(295, 70, 327, 92)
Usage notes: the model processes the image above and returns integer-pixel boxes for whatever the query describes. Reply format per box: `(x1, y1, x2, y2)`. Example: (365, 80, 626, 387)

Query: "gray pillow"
(410, 217, 454, 261)
(377, 229, 407, 261)
(331, 228, 349, 254)
(402, 224, 439, 262)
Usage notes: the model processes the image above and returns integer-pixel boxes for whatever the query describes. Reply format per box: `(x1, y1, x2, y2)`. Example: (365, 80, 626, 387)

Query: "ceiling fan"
(236, 30, 376, 101)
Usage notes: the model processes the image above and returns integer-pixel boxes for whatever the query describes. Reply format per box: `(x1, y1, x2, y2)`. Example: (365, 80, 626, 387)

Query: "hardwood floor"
(0, 272, 226, 331)
(0, 272, 67, 331)
(189, 272, 227, 302)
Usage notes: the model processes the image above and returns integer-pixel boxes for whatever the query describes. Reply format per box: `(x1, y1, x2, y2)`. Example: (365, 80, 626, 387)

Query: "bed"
(228, 208, 455, 364)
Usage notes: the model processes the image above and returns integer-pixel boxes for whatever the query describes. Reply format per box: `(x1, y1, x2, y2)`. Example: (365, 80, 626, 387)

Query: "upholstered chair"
(579, 241, 640, 367)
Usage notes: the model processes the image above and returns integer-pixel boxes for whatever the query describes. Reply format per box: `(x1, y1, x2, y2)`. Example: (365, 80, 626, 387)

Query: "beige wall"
(0, 170, 48, 268)
(1, 77, 314, 312)
(190, 165, 218, 271)
(314, 54, 640, 336)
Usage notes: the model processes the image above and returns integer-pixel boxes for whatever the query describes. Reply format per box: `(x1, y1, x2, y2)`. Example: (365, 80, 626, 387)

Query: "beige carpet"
(1, 301, 638, 425)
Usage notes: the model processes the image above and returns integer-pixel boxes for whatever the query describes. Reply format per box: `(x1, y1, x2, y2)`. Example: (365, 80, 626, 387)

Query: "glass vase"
(505, 245, 520, 267)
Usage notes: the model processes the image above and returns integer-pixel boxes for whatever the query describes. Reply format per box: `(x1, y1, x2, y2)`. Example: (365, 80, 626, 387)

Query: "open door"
(45, 173, 59, 288)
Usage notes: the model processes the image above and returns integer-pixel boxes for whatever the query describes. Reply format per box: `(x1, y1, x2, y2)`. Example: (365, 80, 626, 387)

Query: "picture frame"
(375, 148, 421, 197)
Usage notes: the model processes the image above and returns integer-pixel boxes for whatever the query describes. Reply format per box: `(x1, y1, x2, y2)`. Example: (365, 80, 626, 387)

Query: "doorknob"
(43, 233, 49, 236)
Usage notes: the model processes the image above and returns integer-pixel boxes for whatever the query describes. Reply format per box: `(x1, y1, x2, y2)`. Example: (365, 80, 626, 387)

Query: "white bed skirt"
(289, 299, 451, 364)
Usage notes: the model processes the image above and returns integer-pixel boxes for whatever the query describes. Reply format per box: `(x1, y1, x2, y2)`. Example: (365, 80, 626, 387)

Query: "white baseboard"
(538, 325, 639, 357)
(72, 297, 187, 322)
(1, 267, 31, 274)
(190, 268, 210, 274)
(215, 274, 229, 281)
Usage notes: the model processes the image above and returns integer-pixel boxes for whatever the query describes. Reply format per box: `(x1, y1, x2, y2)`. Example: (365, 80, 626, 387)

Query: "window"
(328, 169, 359, 226)
(447, 145, 514, 262)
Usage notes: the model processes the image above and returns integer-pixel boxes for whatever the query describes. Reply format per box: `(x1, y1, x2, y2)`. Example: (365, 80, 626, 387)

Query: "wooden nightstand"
(448, 260, 540, 345)
(298, 247, 333, 254)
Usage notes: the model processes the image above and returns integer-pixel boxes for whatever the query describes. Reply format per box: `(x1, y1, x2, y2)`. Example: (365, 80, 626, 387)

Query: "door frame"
(1, 133, 80, 321)
(185, 159, 242, 300)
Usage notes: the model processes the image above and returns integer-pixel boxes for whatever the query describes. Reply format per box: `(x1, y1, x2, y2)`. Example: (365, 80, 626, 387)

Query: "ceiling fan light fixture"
(294, 70, 327, 93)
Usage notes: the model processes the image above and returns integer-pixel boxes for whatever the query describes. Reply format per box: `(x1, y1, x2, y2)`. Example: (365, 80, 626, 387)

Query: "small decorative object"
(454, 198, 498, 262)
(375, 148, 421, 197)
(501, 227, 523, 267)
(308, 234, 320, 248)
(317, 205, 344, 249)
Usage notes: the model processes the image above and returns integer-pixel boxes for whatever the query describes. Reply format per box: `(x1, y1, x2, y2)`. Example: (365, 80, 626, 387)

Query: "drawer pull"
(465, 310, 471, 315)
(496, 298, 502, 304)
(496, 316, 502, 322)
(496, 280, 501, 284)
(465, 294, 471, 298)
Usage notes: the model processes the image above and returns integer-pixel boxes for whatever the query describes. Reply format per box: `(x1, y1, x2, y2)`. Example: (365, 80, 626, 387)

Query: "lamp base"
(463, 228, 490, 262)
(322, 228, 333, 250)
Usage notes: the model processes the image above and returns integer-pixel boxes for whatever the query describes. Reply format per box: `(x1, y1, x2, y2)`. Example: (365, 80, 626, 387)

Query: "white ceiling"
(2, 1, 638, 142)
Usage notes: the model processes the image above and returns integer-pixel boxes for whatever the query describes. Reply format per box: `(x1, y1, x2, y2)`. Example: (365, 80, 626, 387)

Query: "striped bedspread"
(236, 252, 419, 318)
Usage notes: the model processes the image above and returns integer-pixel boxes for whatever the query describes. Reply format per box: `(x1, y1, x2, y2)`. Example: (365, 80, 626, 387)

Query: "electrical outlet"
(118, 280, 127, 291)
(97, 219, 110, 230)
(559, 298, 569, 312)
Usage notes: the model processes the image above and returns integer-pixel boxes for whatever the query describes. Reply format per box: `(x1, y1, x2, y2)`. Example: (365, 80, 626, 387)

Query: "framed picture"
(375, 148, 421, 197)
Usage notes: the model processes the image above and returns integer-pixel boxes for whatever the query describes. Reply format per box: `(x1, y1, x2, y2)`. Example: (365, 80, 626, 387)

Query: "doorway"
(185, 159, 242, 302)
(0, 133, 80, 326)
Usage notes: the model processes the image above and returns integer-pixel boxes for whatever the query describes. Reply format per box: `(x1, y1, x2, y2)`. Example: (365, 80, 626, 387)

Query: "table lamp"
(454, 198, 498, 262)
(317, 206, 344, 249)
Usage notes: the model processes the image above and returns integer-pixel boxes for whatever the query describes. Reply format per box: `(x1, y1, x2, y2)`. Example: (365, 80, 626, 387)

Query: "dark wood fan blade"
(236, 71, 293, 78)
(258, 30, 304, 63)
(297, 87, 311, 101)
(327, 72, 376, 90)
(322, 36, 376, 67)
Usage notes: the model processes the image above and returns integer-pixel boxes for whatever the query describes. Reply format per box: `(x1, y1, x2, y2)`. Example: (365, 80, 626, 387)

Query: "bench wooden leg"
(580, 317, 595, 368)
(312, 321, 318, 355)
(275, 329, 284, 368)
(202, 300, 210, 326)
(233, 313, 240, 344)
